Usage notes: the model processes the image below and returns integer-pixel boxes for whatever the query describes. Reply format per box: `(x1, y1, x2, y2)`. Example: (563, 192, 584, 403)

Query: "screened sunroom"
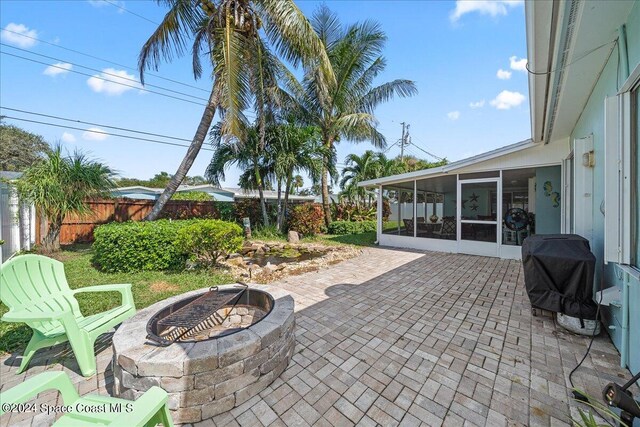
(359, 139, 571, 259)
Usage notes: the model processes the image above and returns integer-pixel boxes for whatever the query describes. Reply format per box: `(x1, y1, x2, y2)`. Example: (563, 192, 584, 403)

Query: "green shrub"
(176, 220, 243, 265)
(252, 225, 285, 240)
(93, 220, 190, 272)
(171, 191, 214, 201)
(328, 220, 377, 235)
(214, 201, 235, 221)
(288, 203, 325, 236)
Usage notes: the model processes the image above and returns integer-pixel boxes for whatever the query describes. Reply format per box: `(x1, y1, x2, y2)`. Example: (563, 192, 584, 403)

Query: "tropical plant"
(206, 124, 272, 225)
(15, 146, 115, 252)
(339, 150, 381, 206)
(279, 5, 417, 227)
(291, 174, 304, 194)
(267, 123, 333, 230)
(139, 0, 332, 221)
(0, 123, 51, 172)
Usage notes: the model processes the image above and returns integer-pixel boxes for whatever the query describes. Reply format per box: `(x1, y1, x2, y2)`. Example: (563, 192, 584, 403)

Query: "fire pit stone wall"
(111, 285, 295, 424)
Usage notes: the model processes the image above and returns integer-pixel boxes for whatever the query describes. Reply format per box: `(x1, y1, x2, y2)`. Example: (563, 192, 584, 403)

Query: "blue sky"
(0, 0, 529, 188)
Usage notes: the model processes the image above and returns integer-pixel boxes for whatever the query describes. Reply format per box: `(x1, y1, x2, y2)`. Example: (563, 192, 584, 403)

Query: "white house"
(360, 1, 640, 373)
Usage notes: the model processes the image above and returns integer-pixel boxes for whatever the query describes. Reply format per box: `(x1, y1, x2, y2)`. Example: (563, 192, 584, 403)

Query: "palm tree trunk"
(42, 214, 62, 253)
(321, 137, 334, 228)
(254, 164, 269, 227)
(144, 88, 219, 221)
(283, 173, 292, 230)
(276, 178, 283, 231)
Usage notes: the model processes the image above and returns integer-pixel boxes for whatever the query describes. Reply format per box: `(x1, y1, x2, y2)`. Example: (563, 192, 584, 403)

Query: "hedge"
(327, 220, 377, 235)
(92, 219, 242, 272)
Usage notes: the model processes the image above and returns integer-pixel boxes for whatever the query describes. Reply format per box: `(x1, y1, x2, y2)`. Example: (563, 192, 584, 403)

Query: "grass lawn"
(0, 246, 233, 354)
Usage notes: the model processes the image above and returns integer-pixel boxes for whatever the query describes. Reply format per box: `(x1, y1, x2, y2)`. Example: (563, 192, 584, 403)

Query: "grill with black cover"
(521, 234, 597, 322)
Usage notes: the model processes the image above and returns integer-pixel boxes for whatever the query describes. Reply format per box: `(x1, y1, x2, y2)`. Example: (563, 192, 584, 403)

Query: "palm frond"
(138, 0, 203, 83)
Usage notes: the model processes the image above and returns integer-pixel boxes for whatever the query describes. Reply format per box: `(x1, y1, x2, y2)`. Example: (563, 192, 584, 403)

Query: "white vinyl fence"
(0, 173, 35, 263)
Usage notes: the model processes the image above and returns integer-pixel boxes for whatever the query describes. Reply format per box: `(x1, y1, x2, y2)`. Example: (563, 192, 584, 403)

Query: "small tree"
(16, 145, 115, 252)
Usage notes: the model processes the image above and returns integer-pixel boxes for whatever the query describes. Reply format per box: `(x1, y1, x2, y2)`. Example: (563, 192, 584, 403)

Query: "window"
(605, 66, 640, 268)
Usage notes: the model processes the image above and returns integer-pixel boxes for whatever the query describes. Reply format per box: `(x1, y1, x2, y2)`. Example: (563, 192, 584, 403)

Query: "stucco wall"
(569, 1, 640, 373)
(534, 166, 562, 234)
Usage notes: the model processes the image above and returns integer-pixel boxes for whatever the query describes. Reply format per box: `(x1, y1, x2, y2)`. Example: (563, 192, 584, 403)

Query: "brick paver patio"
(1, 247, 636, 426)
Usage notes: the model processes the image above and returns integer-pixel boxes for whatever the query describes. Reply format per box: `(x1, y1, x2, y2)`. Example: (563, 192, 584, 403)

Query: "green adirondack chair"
(0, 254, 136, 377)
(0, 371, 174, 426)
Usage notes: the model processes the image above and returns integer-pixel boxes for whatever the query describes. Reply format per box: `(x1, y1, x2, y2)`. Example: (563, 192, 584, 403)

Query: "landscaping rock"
(287, 230, 300, 243)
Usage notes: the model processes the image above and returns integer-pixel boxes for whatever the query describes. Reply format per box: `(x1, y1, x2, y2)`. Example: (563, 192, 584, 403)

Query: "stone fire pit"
(112, 285, 295, 424)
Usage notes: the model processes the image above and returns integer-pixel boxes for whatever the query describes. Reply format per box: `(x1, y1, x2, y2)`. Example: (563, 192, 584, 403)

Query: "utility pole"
(400, 122, 409, 162)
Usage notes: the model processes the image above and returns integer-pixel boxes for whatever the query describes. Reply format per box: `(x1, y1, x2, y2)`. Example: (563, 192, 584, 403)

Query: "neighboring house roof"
(229, 188, 315, 201)
(526, 1, 634, 143)
(358, 139, 535, 187)
(111, 185, 315, 201)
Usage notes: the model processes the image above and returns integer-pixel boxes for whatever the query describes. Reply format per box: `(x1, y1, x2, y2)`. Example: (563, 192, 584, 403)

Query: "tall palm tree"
(206, 124, 272, 225)
(279, 6, 417, 227)
(139, 0, 333, 221)
(291, 174, 304, 194)
(15, 146, 115, 252)
(267, 124, 332, 229)
(339, 150, 380, 205)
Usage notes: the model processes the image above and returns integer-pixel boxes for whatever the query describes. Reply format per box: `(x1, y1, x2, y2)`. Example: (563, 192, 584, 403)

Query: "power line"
(102, 0, 160, 26)
(1, 115, 215, 152)
(0, 107, 193, 143)
(407, 141, 445, 161)
(1, 44, 211, 103)
(1, 51, 206, 107)
(0, 27, 210, 93)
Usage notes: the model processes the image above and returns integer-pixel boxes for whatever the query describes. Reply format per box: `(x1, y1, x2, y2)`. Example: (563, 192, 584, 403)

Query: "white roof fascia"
(115, 186, 162, 193)
(358, 139, 534, 187)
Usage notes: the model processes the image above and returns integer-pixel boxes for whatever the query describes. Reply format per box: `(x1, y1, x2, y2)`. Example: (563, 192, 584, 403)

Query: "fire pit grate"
(147, 283, 248, 346)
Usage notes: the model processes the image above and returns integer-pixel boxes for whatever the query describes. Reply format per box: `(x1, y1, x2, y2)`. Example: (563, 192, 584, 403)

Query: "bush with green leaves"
(92, 219, 243, 272)
(170, 191, 214, 201)
(288, 203, 325, 236)
(328, 220, 376, 235)
(175, 220, 243, 265)
(93, 220, 190, 272)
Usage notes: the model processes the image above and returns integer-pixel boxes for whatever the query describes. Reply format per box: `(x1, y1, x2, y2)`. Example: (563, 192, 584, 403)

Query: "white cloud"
(87, 68, 140, 95)
(447, 111, 460, 121)
(1, 23, 38, 48)
(450, 0, 523, 23)
(43, 62, 72, 76)
(61, 132, 76, 143)
(469, 100, 485, 109)
(496, 69, 512, 80)
(82, 128, 108, 141)
(509, 55, 527, 72)
(490, 90, 526, 110)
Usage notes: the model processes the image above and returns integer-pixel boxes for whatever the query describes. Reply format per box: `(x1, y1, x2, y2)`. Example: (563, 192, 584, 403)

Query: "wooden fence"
(36, 199, 220, 245)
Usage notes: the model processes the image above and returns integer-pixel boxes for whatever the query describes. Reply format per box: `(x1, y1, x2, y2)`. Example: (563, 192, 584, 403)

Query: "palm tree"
(139, 0, 333, 221)
(267, 124, 331, 229)
(15, 146, 115, 252)
(280, 5, 417, 227)
(291, 174, 304, 194)
(206, 124, 272, 225)
(339, 150, 380, 205)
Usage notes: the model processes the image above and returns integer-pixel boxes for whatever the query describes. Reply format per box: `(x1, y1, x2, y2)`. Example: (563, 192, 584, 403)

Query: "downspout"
(617, 24, 630, 369)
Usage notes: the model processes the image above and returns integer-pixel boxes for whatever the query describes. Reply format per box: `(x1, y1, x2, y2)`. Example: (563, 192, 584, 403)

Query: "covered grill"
(522, 234, 598, 321)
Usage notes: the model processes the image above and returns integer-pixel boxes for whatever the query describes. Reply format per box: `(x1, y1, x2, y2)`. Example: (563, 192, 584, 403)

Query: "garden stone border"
(112, 284, 295, 424)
